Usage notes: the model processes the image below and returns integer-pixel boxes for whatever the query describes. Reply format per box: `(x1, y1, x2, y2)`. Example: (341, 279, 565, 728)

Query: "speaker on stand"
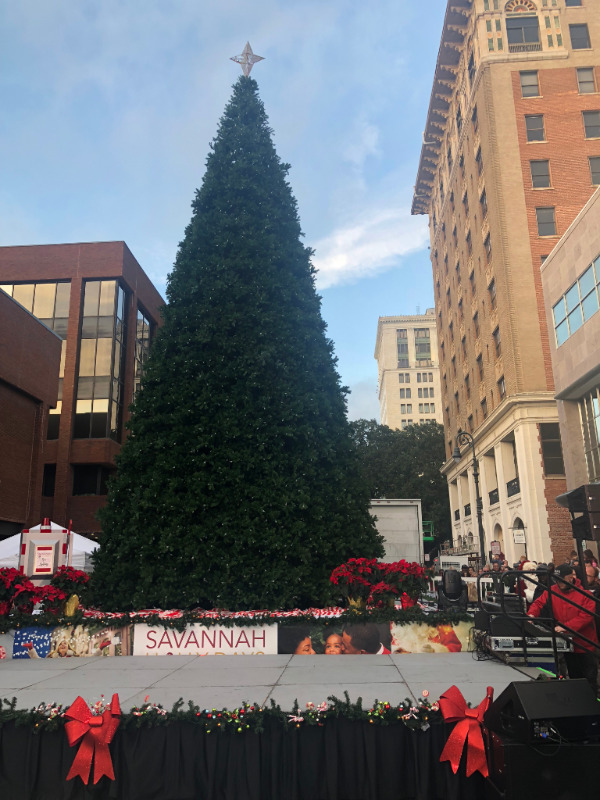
(482, 680, 600, 799)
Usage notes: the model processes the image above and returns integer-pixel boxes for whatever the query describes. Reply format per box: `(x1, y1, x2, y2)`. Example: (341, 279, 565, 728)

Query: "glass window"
(47, 402, 61, 440)
(12, 284, 34, 312)
(565, 282, 580, 313)
(553, 297, 567, 326)
(591, 157, 600, 185)
(78, 340, 96, 377)
(493, 327, 502, 357)
(99, 280, 116, 315)
(72, 465, 111, 496)
(476, 148, 483, 175)
(583, 111, 600, 138)
(530, 160, 551, 187)
(480, 189, 488, 217)
(579, 265, 595, 298)
(76, 279, 128, 441)
(42, 464, 56, 497)
(54, 282, 70, 317)
(565, 0, 582, 5)
(556, 319, 569, 346)
(489, 279, 497, 309)
(568, 306, 583, 334)
(95, 339, 113, 376)
(582, 289, 599, 321)
(484, 234, 492, 262)
(83, 281, 100, 317)
(539, 423, 565, 475)
(570, 24, 591, 50)
(520, 71, 540, 97)
(577, 67, 596, 94)
(507, 17, 540, 45)
(536, 207, 556, 236)
(91, 398, 109, 438)
(525, 114, 545, 141)
(580, 387, 600, 481)
(32, 283, 56, 318)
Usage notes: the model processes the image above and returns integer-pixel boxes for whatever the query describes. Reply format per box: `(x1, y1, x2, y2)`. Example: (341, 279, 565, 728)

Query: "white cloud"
(343, 119, 380, 171)
(313, 207, 429, 290)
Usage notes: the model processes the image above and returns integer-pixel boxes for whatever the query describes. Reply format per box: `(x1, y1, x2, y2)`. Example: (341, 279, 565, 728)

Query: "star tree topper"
(230, 42, 264, 76)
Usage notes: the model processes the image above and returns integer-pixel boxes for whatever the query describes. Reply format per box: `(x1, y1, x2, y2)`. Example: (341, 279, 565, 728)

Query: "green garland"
(1, 607, 473, 634)
(0, 692, 443, 735)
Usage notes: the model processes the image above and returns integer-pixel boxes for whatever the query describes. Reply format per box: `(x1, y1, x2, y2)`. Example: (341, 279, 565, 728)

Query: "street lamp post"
(452, 431, 486, 569)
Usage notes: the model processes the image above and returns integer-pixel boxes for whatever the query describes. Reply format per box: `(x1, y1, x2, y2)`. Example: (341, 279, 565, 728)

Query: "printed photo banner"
(10, 620, 473, 658)
(13, 624, 133, 659)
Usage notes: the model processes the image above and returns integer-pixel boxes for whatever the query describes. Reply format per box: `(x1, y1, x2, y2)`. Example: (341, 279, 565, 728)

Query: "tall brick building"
(412, 0, 600, 564)
(0, 242, 164, 538)
(0, 292, 62, 538)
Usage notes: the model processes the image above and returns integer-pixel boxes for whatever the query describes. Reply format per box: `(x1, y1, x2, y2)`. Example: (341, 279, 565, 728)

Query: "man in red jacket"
(528, 563, 598, 693)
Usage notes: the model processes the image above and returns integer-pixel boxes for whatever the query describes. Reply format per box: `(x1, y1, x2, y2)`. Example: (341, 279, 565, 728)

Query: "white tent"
(0, 521, 98, 572)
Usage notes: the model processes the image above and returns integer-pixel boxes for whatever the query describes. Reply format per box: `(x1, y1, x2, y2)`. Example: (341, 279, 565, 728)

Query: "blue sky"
(0, 0, 443, 420)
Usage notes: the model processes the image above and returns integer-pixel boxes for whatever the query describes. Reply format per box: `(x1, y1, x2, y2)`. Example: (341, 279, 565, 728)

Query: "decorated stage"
(0, 651, 534, 800)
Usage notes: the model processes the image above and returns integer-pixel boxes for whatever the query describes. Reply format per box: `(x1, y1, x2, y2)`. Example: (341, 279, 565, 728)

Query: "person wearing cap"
(528, 563, 598, 693)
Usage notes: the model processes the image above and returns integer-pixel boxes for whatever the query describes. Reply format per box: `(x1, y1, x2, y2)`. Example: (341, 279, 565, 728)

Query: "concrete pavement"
(0, 651, 537, 712)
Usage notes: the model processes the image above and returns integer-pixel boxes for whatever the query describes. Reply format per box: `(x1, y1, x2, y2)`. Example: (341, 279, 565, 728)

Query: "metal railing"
(477, 569, 600, 677)
(508, 42, 542, 53)
(507, 477, 520, 497)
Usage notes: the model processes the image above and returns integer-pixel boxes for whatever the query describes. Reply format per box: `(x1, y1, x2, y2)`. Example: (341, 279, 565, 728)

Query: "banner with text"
(133, 624, 278, 656)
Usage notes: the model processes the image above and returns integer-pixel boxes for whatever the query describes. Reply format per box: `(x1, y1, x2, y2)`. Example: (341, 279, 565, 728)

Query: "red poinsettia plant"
(378, 560, 429, 598)
(329, 557, 380, 601)
(38, 566, 90, 614)
(330, 558, 429, 608)
(0, 565, 91, 617)
(0, 568, 38, 616)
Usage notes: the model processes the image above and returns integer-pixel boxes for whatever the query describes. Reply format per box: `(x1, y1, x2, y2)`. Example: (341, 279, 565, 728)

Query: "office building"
(0, 242, 164, 537)
(375, 310, 443, 429)
(0, 292, 61, 538)
(542, 187, 600, 490)
(412, 0, 600, 564)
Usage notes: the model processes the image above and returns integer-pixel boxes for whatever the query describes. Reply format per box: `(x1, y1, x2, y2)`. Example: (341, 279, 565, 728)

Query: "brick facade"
(412, 0, 600, 563)
(0, 292, 61, 536)
(0, 242, 164, 537)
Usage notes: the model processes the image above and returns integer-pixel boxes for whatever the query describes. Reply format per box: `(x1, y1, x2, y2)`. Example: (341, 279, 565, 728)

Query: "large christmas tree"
(92, 76, 383, 611)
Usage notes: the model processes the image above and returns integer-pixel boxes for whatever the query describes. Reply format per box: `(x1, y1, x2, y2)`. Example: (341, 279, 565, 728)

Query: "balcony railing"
(464, 503, 472, 518)
(507, 477, 521, 497)
(489, 488, 499, 506)
(454, 509, 460, 521)
(508, 42, 542, 53)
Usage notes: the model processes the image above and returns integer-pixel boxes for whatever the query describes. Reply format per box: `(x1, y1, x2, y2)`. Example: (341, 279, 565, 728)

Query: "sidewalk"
(0, 651, 536, 711)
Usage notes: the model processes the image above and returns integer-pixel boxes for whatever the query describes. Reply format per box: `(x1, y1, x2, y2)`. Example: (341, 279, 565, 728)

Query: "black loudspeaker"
(485, 736, 600, 799)
(484, 680, 600, 744)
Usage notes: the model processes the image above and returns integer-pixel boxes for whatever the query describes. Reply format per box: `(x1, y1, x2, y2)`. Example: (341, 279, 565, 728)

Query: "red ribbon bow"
(438, 685, 493, 778)
(65, 694, 121, 784)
